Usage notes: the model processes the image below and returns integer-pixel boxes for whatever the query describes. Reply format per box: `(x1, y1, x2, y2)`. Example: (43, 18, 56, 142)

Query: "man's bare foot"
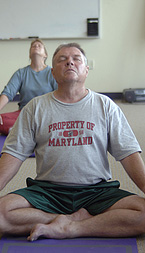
(69, 208, 92, 221)
(27, 215, 73, 241)
(27, 208, 92, 242)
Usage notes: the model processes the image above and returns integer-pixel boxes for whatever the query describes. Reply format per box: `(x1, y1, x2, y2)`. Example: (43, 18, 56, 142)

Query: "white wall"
(0, 0, 145, 93)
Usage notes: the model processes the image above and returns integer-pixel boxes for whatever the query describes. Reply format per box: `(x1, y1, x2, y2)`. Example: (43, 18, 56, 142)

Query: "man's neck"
(54, 87, 88, 103)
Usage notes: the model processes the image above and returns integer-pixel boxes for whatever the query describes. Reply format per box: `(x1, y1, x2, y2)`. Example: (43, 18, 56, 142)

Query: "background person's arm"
(0, 94, 9, 111)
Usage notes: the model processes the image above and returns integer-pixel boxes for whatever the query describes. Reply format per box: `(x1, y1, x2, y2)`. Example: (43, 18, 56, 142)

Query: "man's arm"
(120, 152, 145, 193)
(0, 153, 23, 191)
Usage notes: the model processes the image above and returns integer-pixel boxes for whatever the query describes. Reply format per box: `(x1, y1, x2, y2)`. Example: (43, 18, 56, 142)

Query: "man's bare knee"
(0, 194, 32, 218)
(106, 195, 145, 213)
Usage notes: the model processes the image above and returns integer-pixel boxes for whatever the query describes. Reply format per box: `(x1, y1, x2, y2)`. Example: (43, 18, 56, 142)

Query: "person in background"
(0, 39, 57, 135)
(0, 43, 145, 241)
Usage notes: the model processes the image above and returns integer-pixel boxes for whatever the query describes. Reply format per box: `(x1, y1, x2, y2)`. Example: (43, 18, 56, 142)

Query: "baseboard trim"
(100, 92, 123, 100)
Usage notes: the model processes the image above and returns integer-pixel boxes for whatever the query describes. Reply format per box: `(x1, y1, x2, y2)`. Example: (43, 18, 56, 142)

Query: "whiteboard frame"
(0, 0, 100, 39)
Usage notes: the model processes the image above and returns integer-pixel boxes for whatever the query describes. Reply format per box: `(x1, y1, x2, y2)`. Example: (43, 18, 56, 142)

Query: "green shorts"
(12, 177, 135, 215)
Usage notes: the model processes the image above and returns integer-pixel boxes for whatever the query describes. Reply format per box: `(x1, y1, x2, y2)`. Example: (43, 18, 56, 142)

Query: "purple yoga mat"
(0, 237, 138, 253)
(0, 134, 35, 158)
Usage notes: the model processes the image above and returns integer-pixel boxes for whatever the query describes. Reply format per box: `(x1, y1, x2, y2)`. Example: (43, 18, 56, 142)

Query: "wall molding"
(100, 92, 123, 100)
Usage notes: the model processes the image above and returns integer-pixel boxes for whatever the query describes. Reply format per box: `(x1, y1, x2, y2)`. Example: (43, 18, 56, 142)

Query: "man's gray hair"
(52, 43, 88, 67)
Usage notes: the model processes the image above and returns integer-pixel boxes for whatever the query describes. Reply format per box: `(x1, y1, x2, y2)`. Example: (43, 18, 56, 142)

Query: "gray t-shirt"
(2, 89, 141, 185)
(1, 65, 58, 110)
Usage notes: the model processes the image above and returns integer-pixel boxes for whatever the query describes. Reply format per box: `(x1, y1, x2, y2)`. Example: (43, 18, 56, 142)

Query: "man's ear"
(86, 65, 89, 77)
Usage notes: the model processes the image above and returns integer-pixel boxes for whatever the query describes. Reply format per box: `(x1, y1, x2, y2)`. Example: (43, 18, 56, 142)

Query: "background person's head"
(29, 39, 48, 64)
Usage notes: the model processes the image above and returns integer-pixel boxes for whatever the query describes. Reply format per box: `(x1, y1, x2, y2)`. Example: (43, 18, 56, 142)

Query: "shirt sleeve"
(1, 69, 22, 101)
(107, 100, 142, 161)
(2, 102, 36, 161)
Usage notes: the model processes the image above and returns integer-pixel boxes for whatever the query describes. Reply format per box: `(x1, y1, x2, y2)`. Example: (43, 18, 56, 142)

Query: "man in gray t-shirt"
(1, 43, 145, 241)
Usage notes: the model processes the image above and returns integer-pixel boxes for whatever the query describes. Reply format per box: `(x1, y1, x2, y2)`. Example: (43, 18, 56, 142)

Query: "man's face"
(52, 47, 89, 85)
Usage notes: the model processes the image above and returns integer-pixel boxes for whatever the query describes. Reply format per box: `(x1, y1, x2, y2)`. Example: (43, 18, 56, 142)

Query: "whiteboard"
(0, 0, 100, 39)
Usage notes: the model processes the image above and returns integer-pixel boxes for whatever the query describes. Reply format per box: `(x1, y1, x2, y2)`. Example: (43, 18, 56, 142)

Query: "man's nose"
(66, 59, 74, 66)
